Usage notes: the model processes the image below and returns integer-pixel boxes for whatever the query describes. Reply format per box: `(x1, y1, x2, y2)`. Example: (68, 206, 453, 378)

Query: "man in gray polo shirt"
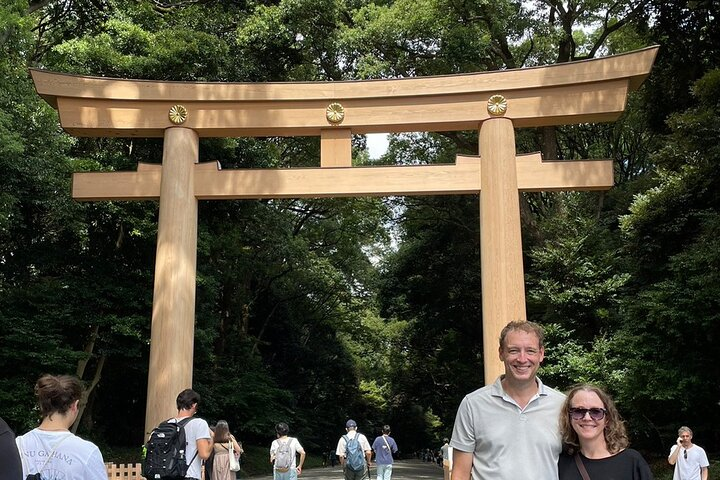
(450, 320, 565, 480)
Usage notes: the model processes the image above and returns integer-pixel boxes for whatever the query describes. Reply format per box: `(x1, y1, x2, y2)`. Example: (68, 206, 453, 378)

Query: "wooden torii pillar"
(30, 46, 658, 436)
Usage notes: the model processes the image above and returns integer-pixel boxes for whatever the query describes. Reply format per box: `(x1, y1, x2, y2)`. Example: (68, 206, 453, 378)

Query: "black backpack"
(144, 417, 197, 479)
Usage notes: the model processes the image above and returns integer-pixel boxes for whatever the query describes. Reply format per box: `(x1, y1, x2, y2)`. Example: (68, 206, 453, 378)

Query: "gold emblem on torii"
(326, 102, 345, 124)
(487, 95, 507, 116)
(169, 104, 188, 125)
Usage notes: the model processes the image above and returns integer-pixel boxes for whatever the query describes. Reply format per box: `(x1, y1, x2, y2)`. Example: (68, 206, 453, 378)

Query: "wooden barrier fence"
(105, 463, 144, 480)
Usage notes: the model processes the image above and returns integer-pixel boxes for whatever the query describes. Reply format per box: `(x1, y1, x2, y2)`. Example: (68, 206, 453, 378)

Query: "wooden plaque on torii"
(30, 46, 658, 436)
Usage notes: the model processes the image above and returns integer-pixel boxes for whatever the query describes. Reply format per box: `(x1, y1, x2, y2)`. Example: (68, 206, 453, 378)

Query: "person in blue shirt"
(371, 425, 398, 480)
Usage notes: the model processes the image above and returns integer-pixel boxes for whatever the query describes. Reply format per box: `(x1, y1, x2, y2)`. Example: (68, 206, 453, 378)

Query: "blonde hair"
(499, 321, 545, 349)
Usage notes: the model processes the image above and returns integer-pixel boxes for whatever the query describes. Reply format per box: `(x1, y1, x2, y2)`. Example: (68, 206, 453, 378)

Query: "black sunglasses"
(568, 407, 608, 421)
(683, 450, 687, 460)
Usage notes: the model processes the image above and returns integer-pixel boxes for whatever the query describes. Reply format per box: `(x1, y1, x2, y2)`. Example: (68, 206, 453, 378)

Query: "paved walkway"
(249, 460, 443, 480)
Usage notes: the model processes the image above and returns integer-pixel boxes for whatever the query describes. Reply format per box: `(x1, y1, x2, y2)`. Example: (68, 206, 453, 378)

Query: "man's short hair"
(382, 425, 391, 434)
(678, 426, 693, 436)
(276, 422, 289, 436)
(176, 388, 201, 410)
(499, 320, 545, 350)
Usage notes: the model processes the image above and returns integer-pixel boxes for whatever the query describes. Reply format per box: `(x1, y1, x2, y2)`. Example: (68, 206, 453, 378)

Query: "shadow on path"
(248, 459, 443, 480)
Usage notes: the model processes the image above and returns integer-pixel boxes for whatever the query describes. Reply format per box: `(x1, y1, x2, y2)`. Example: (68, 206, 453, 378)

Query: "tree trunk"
(73, 326, 106, 433)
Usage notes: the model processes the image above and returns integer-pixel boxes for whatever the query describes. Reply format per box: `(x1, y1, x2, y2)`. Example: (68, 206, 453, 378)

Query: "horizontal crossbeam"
(71, 154, 613, 201)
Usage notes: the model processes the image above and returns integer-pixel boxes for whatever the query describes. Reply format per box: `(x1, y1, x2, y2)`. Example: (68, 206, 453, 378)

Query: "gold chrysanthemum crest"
(487, 95, 507, 116)
(169, 104, 188, 125)
(326, 102, 345, 124)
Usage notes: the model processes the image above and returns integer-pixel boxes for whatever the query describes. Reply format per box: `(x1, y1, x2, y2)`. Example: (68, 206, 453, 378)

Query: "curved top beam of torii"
(31, 46, 658, 138)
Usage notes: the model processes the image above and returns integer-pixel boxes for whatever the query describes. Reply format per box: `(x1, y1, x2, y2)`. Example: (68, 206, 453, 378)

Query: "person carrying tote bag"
(228, 440, 241, 472)
(211, 420, 243, 480)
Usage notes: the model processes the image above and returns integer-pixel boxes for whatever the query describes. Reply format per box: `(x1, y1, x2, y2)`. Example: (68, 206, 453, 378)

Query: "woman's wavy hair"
(560, 384, 629, 454)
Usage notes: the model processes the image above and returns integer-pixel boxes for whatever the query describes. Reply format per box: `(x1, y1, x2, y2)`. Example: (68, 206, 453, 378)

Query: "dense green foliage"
(1, 0, 719, 470)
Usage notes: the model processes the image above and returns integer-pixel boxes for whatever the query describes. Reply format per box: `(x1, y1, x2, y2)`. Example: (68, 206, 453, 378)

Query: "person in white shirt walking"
(668, 426, 709, 480)
(270, 422, 306, 480)
(336, 420, 372, 480)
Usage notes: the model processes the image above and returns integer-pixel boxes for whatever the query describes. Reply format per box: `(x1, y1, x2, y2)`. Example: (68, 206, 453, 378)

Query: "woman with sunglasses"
(557, 384, 654, 480)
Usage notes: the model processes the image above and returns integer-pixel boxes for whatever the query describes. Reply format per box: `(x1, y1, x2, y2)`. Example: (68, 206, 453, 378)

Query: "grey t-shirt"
(169, 417, 211, 479)
(450, 377, 565, 480)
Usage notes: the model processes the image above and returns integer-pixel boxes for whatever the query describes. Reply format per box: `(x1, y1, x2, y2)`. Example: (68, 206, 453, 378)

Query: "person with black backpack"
(335, 420, 372, 480)
(144, 389, 213, 480)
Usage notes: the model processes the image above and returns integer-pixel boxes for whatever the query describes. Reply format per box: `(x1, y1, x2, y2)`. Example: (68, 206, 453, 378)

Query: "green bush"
(649, 457, 720, 480)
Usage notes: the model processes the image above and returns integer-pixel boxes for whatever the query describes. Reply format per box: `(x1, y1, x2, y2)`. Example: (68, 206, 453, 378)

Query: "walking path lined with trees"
(1, 0, 719, 473)
(250, 459, 443, 480)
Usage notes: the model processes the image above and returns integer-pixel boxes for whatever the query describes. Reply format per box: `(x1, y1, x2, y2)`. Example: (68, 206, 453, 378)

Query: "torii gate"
(31, 46, 658, 436)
